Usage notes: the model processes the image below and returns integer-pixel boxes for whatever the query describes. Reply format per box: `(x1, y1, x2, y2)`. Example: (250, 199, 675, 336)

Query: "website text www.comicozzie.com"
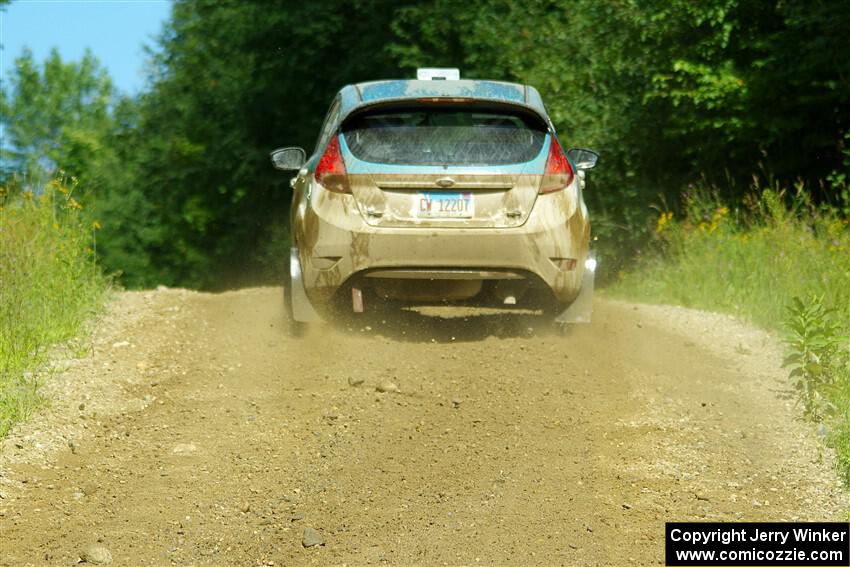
(673, 548, 843, 564)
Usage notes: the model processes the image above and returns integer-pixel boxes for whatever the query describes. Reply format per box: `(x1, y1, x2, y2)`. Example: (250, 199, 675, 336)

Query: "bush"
(0, 173, 109, 436)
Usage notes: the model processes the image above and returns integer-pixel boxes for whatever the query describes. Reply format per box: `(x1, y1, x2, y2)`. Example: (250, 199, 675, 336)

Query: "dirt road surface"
(1, 287, 846, 565)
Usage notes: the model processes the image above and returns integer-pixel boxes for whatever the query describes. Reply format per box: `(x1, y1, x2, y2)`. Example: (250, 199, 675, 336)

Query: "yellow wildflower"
(93, 220, 102, 230)
(655, 211, 673, 233)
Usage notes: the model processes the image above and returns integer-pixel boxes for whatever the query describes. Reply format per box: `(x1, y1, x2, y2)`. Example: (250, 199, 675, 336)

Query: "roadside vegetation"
(612, 181, 850, 479)
(0, 175, 109, 436)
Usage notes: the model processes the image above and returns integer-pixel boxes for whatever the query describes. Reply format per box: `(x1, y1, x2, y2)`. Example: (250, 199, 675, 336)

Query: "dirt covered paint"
(347, 173, 539, 229)
(290, 171, 589, 310)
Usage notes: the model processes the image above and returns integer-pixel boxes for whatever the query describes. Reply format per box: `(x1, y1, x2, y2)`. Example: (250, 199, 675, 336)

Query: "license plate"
(415, 192, 474, 218)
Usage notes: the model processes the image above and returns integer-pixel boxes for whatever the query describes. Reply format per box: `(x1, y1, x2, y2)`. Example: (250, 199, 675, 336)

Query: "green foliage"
(612, 186, 850, 329)
(0, 174, 109, 436)
(827, 132, 850, 216)
(783, 295, 850, 483)
(783, 296, 849, 420)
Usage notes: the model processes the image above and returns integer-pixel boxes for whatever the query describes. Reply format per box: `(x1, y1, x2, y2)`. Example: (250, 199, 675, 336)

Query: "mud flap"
(555, 256, 596, 324)
(290, 248, 323, 323)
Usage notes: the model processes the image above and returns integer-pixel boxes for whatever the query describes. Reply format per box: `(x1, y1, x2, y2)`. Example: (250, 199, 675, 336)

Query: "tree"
(0, 48, 117, 189)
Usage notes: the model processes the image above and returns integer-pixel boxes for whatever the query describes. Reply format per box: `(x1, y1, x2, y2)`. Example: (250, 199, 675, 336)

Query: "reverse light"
(539, 137, 575, 194)
(315, 134, 351, 194)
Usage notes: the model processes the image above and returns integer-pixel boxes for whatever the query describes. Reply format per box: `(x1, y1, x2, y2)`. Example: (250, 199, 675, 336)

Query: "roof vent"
(417, 68, 460, 81)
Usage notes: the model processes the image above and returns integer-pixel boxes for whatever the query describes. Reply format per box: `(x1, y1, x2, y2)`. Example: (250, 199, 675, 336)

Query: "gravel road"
(0, 287, 846, 565)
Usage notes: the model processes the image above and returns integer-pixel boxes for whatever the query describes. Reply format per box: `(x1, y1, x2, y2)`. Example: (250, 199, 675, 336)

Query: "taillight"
(315, 134, 350, 194)
(539, 136, 574, 194)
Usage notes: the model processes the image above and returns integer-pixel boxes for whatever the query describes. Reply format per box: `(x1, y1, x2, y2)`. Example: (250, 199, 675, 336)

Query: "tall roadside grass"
(0, 174, 109, 437)
(612, 186, 850, 479)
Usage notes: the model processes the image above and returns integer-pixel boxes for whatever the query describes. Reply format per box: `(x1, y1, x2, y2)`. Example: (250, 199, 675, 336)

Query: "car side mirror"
(270, 147, 306, 171)
(567, 148, 599, 171)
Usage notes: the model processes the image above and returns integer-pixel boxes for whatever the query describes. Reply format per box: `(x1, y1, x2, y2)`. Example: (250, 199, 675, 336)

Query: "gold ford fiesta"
(271, 69, 599, 334)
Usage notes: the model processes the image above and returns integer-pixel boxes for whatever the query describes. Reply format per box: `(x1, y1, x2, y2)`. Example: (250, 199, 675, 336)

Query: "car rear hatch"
(339, 103, 549, 229)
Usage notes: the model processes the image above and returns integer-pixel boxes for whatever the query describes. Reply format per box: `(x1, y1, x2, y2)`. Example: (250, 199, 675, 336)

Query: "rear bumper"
(294, 191, 590, 308)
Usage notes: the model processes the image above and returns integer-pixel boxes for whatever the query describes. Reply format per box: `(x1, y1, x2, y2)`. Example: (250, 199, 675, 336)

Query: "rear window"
(341, 107, 547, 166)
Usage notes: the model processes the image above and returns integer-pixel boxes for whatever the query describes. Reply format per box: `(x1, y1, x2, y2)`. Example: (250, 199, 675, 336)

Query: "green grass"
(0, 174, 109, 437)
(612, 188, 849, 329)
(611, 186, 850, 479)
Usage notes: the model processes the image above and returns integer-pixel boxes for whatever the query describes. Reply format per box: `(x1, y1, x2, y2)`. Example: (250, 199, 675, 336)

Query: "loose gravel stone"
(80, 544, 112, 565)
(302, 527, 324, 547)
(376, 381, 398, 393)
(172, 443, 197, 455)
